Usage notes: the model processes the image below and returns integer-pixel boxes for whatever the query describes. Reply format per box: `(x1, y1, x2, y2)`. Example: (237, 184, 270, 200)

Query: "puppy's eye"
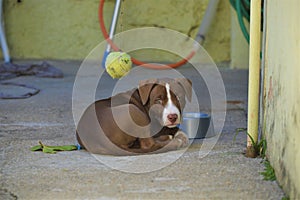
(155, 98, 163, 104)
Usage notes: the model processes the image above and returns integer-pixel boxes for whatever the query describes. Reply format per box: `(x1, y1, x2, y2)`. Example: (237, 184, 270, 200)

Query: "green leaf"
(246, 132, 256, 148)
(233, 128, 267, 158)
(258, 139, 267, 158)
(261, 161, 276, 181)
(233, 128, 247, 142)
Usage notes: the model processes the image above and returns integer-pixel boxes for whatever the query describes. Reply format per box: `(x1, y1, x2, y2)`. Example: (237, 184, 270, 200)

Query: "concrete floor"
(0, 60, 285, 199)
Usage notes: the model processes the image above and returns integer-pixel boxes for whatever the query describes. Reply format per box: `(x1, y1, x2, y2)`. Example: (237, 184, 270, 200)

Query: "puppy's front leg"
(150, 131, 189, 154)
(173, 130, 189, 148)
(134, 132, 188, 154)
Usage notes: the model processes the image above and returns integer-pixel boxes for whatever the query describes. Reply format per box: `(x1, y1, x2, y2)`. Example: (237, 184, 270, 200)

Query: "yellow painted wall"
(3, 0, 103, 60)
(263, 0, 300, 198)
(1, 0, 231, 63)
(230, 7, 249, 69)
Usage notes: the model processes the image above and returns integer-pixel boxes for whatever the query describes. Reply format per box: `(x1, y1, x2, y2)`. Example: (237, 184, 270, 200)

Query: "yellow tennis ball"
(105, 52, 132, 79)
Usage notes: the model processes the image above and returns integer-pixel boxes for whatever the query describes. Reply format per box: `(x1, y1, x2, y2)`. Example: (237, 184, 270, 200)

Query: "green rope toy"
(30, 141, 78, 154)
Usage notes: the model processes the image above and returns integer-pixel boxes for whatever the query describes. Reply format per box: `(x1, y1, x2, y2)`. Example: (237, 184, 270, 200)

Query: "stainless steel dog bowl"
(179, 112, 214, 139)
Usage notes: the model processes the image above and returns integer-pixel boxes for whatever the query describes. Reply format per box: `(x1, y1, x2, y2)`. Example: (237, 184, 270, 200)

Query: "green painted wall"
(263, 0, 300, 198)
(2, 0, 231, 63)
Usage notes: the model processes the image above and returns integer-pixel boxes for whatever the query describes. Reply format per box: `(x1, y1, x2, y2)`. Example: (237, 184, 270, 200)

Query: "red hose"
(99, 0, 196, 69)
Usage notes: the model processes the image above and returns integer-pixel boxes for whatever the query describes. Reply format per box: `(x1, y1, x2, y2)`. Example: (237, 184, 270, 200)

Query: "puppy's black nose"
(167, 114, 178, 124)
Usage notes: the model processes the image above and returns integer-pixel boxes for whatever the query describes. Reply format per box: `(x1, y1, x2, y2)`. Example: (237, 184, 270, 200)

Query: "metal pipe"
(247, 0, 262, 149)
(0, 0, 11, 63)
(195, 0, 220, 46)
(106, 0, 121, 52)
(259, 0, 267, 141)
(102, 0, 122, 68)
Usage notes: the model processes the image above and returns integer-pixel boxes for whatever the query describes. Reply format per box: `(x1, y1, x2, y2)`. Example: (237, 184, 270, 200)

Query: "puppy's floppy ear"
(138, 79, 157, 105)
(175, 78, 192, 102)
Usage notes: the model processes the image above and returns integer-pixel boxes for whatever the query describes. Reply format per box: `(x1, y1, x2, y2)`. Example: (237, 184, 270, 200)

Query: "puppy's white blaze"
(163, 83, 180, 128)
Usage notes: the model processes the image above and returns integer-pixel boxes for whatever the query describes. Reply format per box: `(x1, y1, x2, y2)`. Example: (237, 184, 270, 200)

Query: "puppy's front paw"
(155, 135, 173, 142)
(174, 130, 189, 148)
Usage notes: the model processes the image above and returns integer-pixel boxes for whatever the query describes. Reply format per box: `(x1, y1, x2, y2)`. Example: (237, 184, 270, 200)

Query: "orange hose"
(99, 0, 196, 69)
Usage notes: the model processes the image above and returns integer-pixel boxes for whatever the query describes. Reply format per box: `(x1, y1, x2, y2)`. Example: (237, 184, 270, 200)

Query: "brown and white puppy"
(76, 78, 192, 156)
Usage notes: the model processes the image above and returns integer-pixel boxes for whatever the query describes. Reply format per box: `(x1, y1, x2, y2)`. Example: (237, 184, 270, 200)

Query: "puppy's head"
(138, 78, 192, 128)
